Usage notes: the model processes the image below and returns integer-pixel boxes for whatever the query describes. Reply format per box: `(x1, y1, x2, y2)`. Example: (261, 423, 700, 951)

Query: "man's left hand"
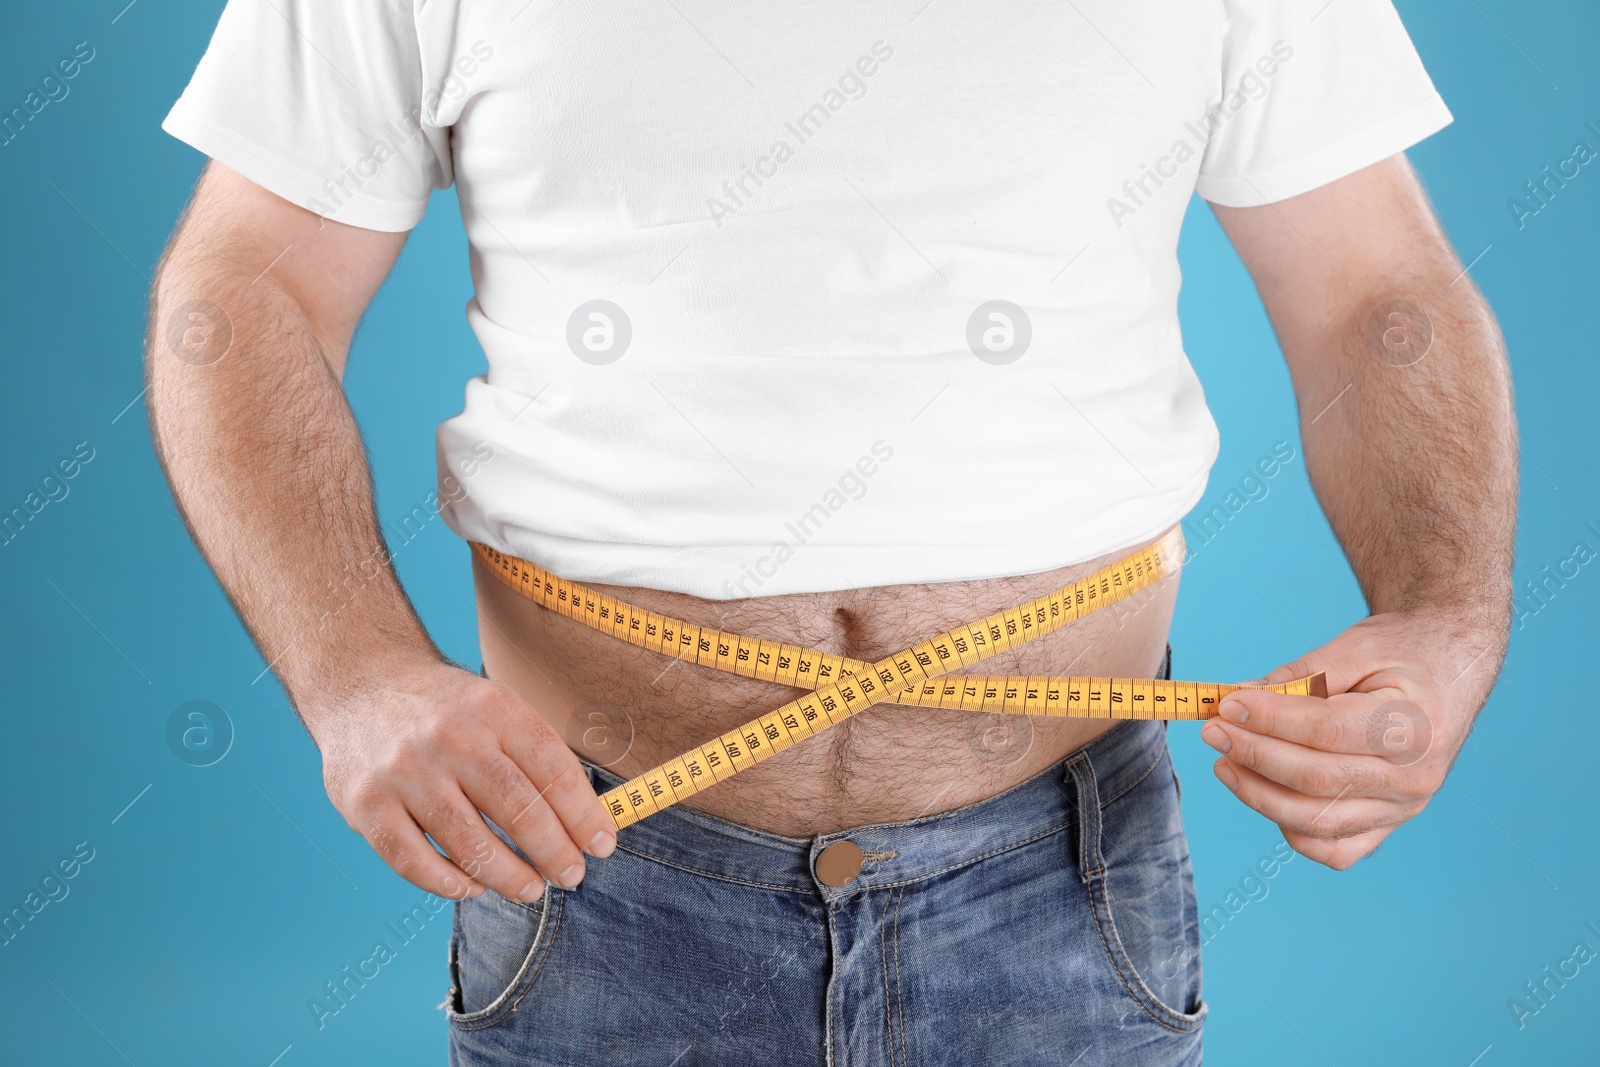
(1199, 611, 1503, 870)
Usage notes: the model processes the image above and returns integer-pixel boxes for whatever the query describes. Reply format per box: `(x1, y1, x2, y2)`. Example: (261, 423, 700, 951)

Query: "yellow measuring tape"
(470, 528, 1326, 830)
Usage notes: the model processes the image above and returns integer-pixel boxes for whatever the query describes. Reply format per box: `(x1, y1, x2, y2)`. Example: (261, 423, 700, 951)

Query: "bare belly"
(473, 526, 1182, 837)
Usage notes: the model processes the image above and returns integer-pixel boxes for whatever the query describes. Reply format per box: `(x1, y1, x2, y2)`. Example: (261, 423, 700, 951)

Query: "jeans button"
(814, 840, 865, 887)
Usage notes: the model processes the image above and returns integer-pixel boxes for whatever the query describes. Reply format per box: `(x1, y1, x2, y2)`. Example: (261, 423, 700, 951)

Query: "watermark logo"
(319, 443, 496, 630)
(1153, 839, 1296, 980)
(164, 299, 234, 367)
(309, 892, 453, 1029)
(560, 700, 635, 769)
(1182, 441, 1297, 550)
(1513, 521, 1600, 631)
(1107, 40, 1294, 228)
(1, 440, 96, 549)
(967, 710, 1034, 766)
(0, 840, 95, 948)
(1107, 441, 1297, 633)
(1508, 121, 1600, 230)
(721, 441, 894, 598)
(166, 700, 234, 767)
(966, 300, 1032, 365)
(306, 40, 495, 221)
(1, 40, 95, 149)
(566, 300, 633, 365)
(1362, 699, 1431, 766)
(1507, 920, 1600, 1030)
(1365, 299, 1433, 368)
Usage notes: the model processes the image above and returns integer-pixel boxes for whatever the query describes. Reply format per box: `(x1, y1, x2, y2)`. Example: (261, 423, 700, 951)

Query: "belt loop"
(1065, 752, 1104, 886)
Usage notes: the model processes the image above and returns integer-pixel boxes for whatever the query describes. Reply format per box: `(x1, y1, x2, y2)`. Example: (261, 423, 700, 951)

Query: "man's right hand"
(309, 662, 619, 903)
(147, 164, 620, 902)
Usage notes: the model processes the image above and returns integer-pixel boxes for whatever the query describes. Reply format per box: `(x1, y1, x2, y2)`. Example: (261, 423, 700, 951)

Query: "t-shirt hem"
(1195, 92, 1454, 207)
(160, 99, 431, 232)
(448, 458, 1216, 602)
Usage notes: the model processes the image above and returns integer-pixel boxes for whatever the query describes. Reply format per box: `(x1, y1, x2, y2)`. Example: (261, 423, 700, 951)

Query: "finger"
(1215, 686, 1402, 756)
(1200, 719, 1405, 801)
(1281, 823, 1397, 872)
(1213, 757, 1415, 840)
(1257, 658, 1317, 687)
(462, 755, 590, 890)
(358, 803, 486, 901)
(1253, 647, 1346, 689)
(1247, 638, 1383, 697)
(409, 790, 549, 904)
(502, 726, 619, 862)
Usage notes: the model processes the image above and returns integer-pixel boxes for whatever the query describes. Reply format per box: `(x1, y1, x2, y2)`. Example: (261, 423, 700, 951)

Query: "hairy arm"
(148, 164, 430, 700)
(147, 162, 615, 900)
(1199, 154, 1517, 868)
(1217, 154, 1516, 632)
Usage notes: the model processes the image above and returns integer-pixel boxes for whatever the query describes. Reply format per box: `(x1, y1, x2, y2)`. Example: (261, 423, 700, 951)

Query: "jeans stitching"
(448, 890, 565, 1032)
(883, 883, 896, 1062)
(879, 890, 894, 1065)
(857, 822, 1072, 890)
(1086, 872, 1204, 1032)
(825, 904, 838, 1067)
(1072, 739, 1203, 1033)
(506, 891, 565, 1019)
(893, 885, 907, 1067)
(1099, 744, 1166, 809)
(1069, 755, 1103, 880)
(613, 843, 815, 892)
(1081, 755, 1205, 1034)
(618, 822, 1072, 894)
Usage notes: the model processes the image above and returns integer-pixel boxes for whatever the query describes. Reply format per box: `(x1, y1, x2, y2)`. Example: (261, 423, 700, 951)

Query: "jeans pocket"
(1070, 746, 1205, 1032)
(446, 884, 562, 1030)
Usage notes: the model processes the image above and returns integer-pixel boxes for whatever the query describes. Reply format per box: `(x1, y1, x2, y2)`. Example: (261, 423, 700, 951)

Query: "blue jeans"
(450, 645, 1203, 1065)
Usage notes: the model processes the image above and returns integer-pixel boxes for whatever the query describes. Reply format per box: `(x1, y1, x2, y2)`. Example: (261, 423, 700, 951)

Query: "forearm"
(1294, 273, 1517, 648)
(145, 247, 440, 721)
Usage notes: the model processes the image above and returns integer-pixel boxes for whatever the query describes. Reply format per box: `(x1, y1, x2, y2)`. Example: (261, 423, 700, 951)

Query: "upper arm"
(156, 160, 409, 379)
(1207, 153, 1470, 391)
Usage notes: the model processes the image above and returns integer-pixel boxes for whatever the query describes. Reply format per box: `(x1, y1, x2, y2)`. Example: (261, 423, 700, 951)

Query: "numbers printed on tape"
(471, 528, 1327, 830)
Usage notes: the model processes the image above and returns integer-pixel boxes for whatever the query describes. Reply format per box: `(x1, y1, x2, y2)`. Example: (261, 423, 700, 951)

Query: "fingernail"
(1216, 762, 1239, 791)
(465, 883, 486, 899)
(1201, 723, 1231, 753)
(517, 878, 545, 902)
(588, 830, 616, 858)
(557, 862, 585, 888)
(1219, 698, 1249, 725)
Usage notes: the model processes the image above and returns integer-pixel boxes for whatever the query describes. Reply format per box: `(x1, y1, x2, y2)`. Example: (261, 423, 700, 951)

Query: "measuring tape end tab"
(1237, 673, 1328, 699)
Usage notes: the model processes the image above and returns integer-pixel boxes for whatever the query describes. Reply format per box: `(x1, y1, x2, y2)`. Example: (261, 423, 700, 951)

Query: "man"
(149, 1, 1514, 1063)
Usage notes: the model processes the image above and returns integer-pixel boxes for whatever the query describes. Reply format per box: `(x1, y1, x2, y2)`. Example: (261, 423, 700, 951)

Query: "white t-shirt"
(162, 0, 1451, 600)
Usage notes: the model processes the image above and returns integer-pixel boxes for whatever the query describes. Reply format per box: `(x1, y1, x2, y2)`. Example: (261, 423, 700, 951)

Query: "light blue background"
(2, 2, 1596, 1064)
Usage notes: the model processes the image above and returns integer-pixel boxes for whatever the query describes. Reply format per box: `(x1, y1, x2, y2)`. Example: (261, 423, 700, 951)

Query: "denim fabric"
(450, 644, 1203, 1065)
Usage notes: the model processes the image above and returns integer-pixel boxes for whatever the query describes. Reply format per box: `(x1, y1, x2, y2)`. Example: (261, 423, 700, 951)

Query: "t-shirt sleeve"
(1195, 0, 1452, 207)
(161, 0, 451, 232)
